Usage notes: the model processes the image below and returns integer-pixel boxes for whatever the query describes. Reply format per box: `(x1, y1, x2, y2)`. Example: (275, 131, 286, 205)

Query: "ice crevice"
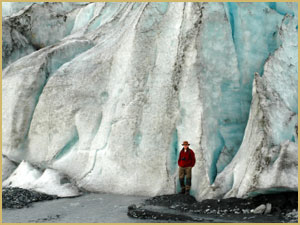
(226, 2, 240, 74)
(54, 128, 79, 160)
(207, 2, 292, 180)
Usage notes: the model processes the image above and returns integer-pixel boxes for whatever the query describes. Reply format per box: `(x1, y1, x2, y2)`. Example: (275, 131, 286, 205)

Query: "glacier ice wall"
(2, 2, 89, 68)
(201, 13, 298, 199)
(2, 2, 298, 199)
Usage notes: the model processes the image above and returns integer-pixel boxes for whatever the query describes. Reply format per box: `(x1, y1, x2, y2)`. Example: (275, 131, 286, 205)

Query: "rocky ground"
(3, 188, 298, 223)
(128, 192, 298, 223)
(2, 187, 59, 209)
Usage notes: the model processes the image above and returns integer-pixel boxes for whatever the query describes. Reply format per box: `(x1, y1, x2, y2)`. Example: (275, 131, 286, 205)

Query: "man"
(178, 141, 196, 195)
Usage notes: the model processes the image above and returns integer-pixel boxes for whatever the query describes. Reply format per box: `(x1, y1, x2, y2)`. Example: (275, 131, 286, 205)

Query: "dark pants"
(179, 167, 192, 192)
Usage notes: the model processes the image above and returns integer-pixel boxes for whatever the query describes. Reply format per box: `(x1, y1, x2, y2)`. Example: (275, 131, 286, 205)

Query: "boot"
(179, 178, 185, 194)
(186, 178, 191, 187)
(185, 178, 191, 195)
(181, 187, 185, 194)
(185, 188, 190, 195)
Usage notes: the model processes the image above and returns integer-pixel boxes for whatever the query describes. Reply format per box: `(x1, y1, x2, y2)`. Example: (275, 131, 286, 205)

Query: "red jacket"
(178, 148, 196, 167)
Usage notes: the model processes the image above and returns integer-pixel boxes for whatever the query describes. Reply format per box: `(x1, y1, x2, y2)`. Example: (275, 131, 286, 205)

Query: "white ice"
(3, 161, 80, 197)
(2, 2, 298, 200)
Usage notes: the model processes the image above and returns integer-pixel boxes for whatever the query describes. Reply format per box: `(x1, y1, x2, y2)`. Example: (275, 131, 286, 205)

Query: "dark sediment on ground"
(127, 192, 298, 223)
(2, 187, 59, 209)
(3, 187, 298, 223)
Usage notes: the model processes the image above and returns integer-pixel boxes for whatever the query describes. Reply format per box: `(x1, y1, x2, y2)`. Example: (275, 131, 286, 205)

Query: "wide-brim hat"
(182, 141, 190, 146)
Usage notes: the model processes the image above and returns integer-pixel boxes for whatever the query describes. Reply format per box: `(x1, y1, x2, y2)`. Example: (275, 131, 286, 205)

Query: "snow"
(30, 168, 80, 197)
(3, 161, 80, 197)
(2, 2, 298, 200)
(3, 161, 42, 188)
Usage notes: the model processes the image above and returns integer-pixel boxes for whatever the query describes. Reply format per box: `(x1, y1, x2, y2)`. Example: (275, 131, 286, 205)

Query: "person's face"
(183, 144, 188, 149)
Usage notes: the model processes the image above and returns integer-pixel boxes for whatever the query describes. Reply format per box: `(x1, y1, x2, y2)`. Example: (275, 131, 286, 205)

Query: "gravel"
(2, 187, 58, 209)
(128, 192, 298, 223)
(3, 187, 297, 223)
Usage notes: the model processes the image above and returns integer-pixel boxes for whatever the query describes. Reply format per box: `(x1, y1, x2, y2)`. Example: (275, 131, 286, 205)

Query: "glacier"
(2, 2, 298, 199)
(2, 161, 80, 197)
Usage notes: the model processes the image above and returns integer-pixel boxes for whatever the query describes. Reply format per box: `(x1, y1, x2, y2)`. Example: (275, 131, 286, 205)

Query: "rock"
(284, 210, 298, 223)
(242, 209, 250, 214)
(128, 204, 137, 210)
(127, 193, 298, 222)
(127, 207, 195, 221)
(264, 203, 272, 214)
(253, 204, 266, 214)
(136, 203, 145, 209)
